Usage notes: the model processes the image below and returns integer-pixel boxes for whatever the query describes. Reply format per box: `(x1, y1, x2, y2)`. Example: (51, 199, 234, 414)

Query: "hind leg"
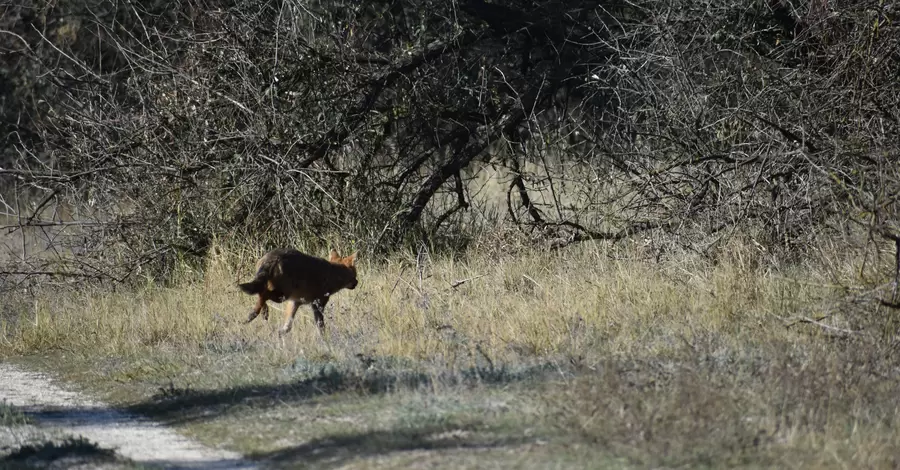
(261, 290, 287, 322)
(279, 299, 301, 336)
(246, 295, 268, 323)
(269, 290, 286, 304)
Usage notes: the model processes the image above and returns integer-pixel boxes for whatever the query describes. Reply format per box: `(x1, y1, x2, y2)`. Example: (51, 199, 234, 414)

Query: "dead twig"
(783, 316, 862, 338)
(449, 274, 484, 289)
(389, 264, 408, 297)
(522, 274, 543, 290)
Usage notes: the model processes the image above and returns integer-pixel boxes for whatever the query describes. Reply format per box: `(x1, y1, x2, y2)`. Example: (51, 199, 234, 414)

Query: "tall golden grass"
(0, 232, 877, 365)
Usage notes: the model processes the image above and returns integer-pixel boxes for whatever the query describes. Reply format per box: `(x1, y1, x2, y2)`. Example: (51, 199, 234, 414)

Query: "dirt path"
(0, 362, 256, 469)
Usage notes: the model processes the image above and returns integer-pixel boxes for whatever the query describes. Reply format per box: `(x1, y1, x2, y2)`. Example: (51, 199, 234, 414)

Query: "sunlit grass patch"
(1, 234, 897, 468)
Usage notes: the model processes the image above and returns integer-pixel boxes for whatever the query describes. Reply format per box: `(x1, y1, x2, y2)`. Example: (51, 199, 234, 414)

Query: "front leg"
(311, 297, 329, 334)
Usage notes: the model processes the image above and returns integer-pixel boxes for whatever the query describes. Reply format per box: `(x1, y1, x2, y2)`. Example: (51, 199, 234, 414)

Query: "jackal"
(238, 248, 358, 335)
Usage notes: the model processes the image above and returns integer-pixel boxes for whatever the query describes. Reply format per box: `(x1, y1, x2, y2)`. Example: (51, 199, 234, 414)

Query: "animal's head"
(329, 249, 358, 289)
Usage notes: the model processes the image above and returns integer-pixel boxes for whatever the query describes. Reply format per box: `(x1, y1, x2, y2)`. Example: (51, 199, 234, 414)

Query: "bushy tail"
(238, 277, 266, 295)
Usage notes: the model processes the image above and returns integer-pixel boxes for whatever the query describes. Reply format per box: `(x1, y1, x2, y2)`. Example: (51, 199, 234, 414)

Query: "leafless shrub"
(0, 0, 897, 286)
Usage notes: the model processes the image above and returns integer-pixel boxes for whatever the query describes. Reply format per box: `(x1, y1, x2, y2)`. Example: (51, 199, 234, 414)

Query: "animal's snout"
(348, 279, 358, 290)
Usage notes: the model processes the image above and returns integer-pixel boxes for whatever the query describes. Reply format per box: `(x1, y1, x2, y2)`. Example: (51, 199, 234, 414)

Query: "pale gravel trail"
(0, 362, 257, 469)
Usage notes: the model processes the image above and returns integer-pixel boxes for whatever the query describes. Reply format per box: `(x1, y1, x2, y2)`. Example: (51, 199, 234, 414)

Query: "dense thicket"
(1, 0, 898, 283)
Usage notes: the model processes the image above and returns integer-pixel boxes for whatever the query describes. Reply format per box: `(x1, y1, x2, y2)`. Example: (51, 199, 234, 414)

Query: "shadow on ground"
(247, 423, 528, 469)
(0, 437, 125, 470)
(124, 357, 562, 426)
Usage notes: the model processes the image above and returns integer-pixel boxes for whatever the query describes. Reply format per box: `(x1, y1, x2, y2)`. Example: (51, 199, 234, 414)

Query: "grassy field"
(2, 233, 899, 469)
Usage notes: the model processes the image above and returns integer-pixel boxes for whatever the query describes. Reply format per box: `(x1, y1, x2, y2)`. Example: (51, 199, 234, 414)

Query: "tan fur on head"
(329, 249, 357, 267)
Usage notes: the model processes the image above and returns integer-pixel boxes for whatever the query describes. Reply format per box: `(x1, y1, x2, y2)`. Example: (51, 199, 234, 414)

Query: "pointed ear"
(344, 252, 357, 266)
(329, 248, 340, 262)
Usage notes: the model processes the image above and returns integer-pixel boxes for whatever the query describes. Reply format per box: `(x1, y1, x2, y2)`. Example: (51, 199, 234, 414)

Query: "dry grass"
(1, 233, 899, 468)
